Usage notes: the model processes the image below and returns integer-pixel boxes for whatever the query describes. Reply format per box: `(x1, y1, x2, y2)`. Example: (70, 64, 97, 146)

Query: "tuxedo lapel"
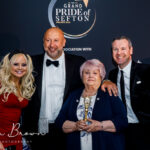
(33, 54, 44, 101)
(111, 68, 118, 84)
(114, 69, 118, 84)
(64, 53, 74, 101)
(130, 61, 136, 96)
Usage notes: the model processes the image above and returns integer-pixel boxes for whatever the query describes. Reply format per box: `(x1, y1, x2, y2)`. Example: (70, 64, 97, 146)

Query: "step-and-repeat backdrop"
(0, 0, 150, 74)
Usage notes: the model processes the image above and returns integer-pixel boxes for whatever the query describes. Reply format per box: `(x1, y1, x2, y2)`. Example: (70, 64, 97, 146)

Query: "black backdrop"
(0, 0, 150, 75)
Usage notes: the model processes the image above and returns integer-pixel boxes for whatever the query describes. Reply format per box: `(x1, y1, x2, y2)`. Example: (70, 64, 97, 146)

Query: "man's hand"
(101, 80, 118, 96)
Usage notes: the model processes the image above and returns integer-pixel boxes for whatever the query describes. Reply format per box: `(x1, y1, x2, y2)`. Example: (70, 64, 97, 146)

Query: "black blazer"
(109, 61, 150, 124)
(56, 88, 128, 150)
(22, 53, 85, 132)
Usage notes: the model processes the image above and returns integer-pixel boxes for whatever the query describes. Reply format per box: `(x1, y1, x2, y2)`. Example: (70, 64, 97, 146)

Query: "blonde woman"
(0, 50, 35, 150)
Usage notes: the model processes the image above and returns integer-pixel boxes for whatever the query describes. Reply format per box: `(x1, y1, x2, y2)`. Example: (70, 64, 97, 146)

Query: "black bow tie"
(46, 59, 59, 67)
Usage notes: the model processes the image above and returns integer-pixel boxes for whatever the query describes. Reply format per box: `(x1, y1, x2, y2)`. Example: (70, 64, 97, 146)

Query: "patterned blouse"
(77, 94, 97, 150)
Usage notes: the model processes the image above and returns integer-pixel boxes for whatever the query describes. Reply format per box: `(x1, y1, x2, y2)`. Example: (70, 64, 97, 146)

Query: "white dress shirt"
(39, 52, 66, 133)
(117, 60, 139, 123)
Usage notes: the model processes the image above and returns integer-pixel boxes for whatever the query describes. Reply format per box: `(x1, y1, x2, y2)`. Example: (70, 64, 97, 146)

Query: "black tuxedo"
(109, 61, 150, 150)
(23, 52, 85, 131)
(22, 52, 85, 150)
(0, 56, 3, 61)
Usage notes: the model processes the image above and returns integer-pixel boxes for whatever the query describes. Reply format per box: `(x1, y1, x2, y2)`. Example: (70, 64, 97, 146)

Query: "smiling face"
(112, 39, 133, 69)
(43, 28, 66, 60)
(82, 66, 101, 88)
(10, 54, 28, 80)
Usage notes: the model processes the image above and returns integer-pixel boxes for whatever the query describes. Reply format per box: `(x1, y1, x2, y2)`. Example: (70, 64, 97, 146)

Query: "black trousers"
(29, 123, 66, 150)
(125, 123, 150, 150)
(5, 146, 16, 150)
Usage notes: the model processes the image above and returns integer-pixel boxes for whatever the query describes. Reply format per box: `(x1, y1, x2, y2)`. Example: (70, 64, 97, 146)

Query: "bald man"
(23, 27, 85, 150)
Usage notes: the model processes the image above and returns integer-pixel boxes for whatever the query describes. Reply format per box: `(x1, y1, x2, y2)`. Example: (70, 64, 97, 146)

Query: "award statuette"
(84, 96, 91, 121)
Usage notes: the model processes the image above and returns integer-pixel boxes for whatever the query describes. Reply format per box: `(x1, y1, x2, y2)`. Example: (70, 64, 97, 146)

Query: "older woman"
(56, 59, 128, 150)
(0, 50, 35, 150)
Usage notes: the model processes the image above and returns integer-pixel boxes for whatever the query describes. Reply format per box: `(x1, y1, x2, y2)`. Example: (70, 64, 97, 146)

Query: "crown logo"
(83, 0, 89, 7)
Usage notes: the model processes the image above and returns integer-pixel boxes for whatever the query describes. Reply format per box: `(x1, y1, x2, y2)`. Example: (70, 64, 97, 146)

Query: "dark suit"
(22, 52, 85, 150)
(109, 61, 150, 150)
(0, 55, 3, 61)
(56, 88, 128, 150)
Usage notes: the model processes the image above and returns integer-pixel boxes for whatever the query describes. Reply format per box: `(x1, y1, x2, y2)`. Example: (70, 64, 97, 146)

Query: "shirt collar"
(118, 60, 132, 76)
(44, 51, 65, 65)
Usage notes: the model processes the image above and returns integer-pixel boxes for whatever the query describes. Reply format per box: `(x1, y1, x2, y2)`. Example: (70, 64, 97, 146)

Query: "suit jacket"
(55, 88, 128, 150)
(22, 52, 85, 132)
(109, 61, 150, 124)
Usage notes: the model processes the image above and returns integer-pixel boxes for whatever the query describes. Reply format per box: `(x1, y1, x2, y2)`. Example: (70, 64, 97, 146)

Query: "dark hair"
(111, 36, 132, 48)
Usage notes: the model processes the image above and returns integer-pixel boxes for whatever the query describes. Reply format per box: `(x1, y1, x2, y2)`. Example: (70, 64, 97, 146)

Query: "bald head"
(43, 27, 66, 60)
(43, 27, 65, 41)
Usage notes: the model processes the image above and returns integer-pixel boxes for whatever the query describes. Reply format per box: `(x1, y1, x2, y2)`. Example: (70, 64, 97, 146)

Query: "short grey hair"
(80, 59, 106, 80)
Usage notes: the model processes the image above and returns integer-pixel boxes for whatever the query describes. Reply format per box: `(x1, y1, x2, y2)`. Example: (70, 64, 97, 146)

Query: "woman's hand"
(62, 120, 77, 133)
(0, 141, 5, 150)
(84, 119, 116, 133)
(62, 120, 90, 133)
(84, 119, 103, 132)
(76, 120, 87, 131)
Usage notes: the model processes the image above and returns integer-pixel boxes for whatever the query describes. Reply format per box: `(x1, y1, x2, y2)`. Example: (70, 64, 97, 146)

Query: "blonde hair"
(0, 53, 35, 101)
